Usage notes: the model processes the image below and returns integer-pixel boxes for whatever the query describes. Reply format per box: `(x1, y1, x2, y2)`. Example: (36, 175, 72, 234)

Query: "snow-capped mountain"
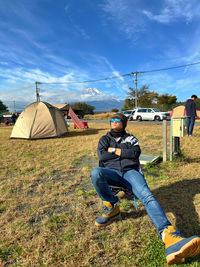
(79, 87, 121, 102)
(71, 87, 124, 111)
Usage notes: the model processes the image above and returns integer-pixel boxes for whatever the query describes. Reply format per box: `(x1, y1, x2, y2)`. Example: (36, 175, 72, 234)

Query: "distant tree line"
(71, 102, 95, 115)
(122, 85, 194, 111)
(0, 100, 8, 115)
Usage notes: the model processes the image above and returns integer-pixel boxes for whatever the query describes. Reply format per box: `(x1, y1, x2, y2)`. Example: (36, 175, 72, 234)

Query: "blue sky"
(1, 0, 200, 111)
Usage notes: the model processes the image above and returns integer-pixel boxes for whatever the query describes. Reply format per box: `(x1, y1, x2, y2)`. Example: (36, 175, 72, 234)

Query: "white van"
(120, 110, 136, 121)
(131, 108, 170, 121)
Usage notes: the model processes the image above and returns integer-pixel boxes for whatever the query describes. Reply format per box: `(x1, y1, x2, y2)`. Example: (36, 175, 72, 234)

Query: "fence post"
(163, 116, 167, 162)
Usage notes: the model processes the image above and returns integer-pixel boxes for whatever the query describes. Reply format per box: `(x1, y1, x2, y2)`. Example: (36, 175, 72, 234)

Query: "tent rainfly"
(170, 105, 185, 117)
(52, 104, 68, 111)
(10, 101, 68, 139)
(170, 105, 200, 119)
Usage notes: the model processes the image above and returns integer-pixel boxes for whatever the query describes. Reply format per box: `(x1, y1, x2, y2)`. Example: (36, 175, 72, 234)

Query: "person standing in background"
(11, 112, 17, 124)
(185, 95, 197, 136)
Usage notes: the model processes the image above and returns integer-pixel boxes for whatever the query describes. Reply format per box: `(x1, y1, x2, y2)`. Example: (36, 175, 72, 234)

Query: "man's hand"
(108, 147, 113, 153)
(115, 148, 121, 156)
(108, 147, 121, 156)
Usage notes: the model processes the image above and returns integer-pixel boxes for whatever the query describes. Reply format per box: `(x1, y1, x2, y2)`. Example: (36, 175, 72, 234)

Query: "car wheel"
(129, 116, 133, 121)
(137, 116, 142, 121)
(154, 116, 161, 121)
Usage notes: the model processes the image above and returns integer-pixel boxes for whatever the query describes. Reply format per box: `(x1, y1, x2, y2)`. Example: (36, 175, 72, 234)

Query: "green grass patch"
(75, 187, 85, 196)
(97, 232, 111, 241)
(24, 153, 35, 158)
(86, 189, 96, 196)
(120, 199, 132, 211)
(11, 221, 29, 231)
(139, 233, 166, 266)
(47, 213, 69, 230)
(0, 243, 23, 261)
(60, 228, 74, 242)
(0, 203, 6, 213)
(147, 135, 162, 140)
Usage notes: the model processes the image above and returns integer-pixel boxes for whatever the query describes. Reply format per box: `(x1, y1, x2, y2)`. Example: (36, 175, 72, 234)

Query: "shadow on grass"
(121, 178, 200, 237)
(153, 178, 200, 236)
(65, 128, 107, 137)
(183, 157, 200, 164)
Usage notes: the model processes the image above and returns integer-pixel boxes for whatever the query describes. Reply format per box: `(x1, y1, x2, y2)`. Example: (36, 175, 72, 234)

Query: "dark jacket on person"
(185, 99, 197, 117)
(97, 132, 141, 172)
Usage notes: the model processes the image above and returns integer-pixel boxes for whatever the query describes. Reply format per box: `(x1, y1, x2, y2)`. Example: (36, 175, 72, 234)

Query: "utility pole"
(35, 82, 40, 102)
(13, 101, 16, 112)
(132, 72, 138, 108)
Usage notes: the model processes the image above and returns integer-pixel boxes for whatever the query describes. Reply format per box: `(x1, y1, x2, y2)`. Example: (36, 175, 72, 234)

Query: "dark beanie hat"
(111, 113, 128, 129)
(191, 94, 197, 99)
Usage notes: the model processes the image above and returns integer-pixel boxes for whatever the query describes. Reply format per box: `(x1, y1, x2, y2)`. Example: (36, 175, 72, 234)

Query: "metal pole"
(13, 101, 16, 112)
(174, 137, 180, 156)
(134, 72, 138, 108)
(170, 118, 173, 161)
(35, 82, 40, 102)
(35, 82, 38, 102)
(163, 117, 167, 162)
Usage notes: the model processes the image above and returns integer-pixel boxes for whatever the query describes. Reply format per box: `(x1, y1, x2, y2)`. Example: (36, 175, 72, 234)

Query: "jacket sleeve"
(185, 101, 188, 113)
(120, 136, 141, 159)
(97, 136, 119, 161)
(193, 102, 197, 116)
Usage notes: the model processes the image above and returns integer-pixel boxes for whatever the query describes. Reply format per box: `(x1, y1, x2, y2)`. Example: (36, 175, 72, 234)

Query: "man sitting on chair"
(90, 113, 200, 265)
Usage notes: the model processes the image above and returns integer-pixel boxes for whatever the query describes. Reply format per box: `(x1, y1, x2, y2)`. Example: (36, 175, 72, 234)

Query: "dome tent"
(170, 105, 186, 117)
(170, 105, 200, 119)
(10, 101, 68, 139)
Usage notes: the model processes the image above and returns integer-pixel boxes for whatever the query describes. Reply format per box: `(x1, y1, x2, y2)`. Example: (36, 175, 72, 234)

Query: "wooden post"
(163, 117, 167, 162)
(170, 118, 173, 161)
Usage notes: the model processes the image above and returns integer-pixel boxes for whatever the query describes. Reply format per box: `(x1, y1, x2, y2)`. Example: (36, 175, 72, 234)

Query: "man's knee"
(90, 167, 103, 183)
(140, 188, 156, 205)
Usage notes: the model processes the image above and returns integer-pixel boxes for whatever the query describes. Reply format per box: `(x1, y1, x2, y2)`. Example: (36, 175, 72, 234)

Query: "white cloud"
(73, 24, 90, 40)
(101, 0, 200, 44)
(0, 0, 49, 31)
(142, 0, 200, 24)
(43, 54, 73, 68)
(138, 70, 200, 101)
(64, 3, 90, 40)
(157, 26, 200, 68)
(64, 4, 70, 12)
(101, 0, 146, 40)
(0, 54, 128, 104)
(112, 71, 124, 81)
(0, 61, 8, 66)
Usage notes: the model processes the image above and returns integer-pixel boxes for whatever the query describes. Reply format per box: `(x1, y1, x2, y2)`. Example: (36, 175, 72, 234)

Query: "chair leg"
(110, 186, 138, 209)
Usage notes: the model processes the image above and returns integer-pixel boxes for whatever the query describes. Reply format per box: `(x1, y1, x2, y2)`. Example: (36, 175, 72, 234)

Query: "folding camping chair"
(109, 185, 138, 209)
(109, 167, 144, 210)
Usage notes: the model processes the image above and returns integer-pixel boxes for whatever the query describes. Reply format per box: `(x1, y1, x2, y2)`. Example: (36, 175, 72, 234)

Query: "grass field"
(0, 122, 200, 266)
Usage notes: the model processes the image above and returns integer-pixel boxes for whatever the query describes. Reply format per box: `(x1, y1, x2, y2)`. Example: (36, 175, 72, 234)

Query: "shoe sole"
(95, 214, 121, 227)
(167, 237, 200, 264)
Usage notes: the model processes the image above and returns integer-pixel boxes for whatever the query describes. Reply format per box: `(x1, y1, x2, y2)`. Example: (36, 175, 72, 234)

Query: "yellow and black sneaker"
(95, 201, 121, 227)
(162, 225, 200, 264)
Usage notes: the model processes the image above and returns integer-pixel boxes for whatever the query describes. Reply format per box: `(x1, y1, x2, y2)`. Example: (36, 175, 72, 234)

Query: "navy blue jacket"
(185, 99, 197, 117)
(97, 132, 141, 172)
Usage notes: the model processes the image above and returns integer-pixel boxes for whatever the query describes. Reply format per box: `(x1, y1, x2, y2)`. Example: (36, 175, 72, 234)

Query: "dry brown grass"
(84, 111, 115, 120)
(0, 123, 200, 266)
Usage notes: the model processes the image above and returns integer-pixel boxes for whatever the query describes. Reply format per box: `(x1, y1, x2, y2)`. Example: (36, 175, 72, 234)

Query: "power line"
(139, 61, 200, 74)
(37, 73, 131, 85)
(36, 61, 200, 85)
(34, 60, 200, 102)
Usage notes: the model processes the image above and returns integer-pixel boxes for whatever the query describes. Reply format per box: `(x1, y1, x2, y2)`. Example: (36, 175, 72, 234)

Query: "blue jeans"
(90, 167, 171, 237)
(187, 116, 195, 135)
